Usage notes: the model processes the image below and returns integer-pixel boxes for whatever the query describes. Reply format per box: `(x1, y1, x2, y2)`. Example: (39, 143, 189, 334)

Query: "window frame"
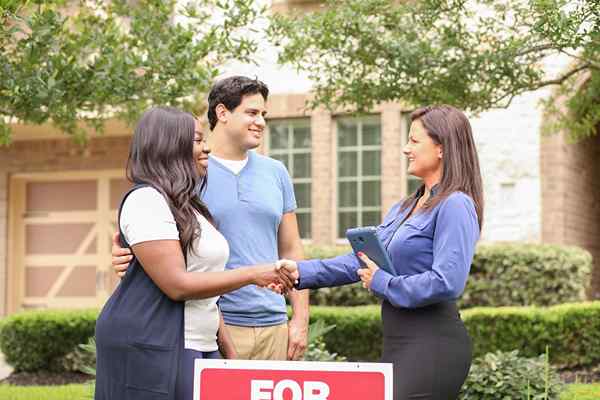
(335, 115, 383, 239)
(267, 118, 313, 240)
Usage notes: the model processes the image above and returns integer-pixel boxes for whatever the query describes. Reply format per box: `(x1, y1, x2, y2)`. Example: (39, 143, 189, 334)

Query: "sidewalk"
(0, 352, 13, 381)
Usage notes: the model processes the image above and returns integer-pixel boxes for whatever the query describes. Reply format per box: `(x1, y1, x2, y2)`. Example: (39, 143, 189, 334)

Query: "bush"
(304, 243, 591, 308)
(303, 320, 346, 362)
(308, 302, 600, 367)
(0, 309, 97, 372)
(304, 244, 380, 307)
(461, 243, 591, 308)
(460, 350, 563, 400)
(309, 306, 383, 361)
(4, 302, 600, 373)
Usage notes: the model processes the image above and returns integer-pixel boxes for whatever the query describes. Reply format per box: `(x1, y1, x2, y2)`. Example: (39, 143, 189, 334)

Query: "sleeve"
(296, 202, 404, 290)
(119, 187, 180, 246)
(277, 161, 297, 213)
(370, 193, 480, 308)
(297, 253, 362, 289)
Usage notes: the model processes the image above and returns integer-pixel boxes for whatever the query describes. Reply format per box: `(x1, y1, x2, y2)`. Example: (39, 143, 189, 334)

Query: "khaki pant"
(225, 323, 288, 360)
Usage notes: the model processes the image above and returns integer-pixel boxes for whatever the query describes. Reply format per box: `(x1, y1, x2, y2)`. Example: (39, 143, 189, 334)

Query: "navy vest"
(95, 185, 184, 400)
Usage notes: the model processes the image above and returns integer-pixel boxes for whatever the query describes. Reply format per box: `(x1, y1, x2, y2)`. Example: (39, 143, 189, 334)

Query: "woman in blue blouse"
(280, 105, 483, 400)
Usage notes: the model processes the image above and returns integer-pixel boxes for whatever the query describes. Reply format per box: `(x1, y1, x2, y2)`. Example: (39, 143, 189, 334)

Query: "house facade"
(1, 0, 599, 316)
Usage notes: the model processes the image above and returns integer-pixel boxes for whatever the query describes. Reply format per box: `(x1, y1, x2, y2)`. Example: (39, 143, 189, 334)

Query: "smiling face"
(193, 119, 210, 176)
(403, 119, 443, 181)
(219, 93, 267, 151)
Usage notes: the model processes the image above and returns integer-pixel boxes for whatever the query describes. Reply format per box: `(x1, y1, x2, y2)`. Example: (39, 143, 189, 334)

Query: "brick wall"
(381, 103, 406, 217)
(541, 130, 600, 298)
(309, 108, 334, 244)
(0, 172, 7, 315)
(0, 136, 131, 174)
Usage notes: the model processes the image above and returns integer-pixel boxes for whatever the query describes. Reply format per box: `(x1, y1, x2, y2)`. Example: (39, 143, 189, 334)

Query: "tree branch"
(531, 63, 591, 90)
(559, 49, 600, 70)
(516, 43, 556, 57)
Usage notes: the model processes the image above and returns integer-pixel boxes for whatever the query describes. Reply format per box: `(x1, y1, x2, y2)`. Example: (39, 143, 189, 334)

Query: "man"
(111, 76, 309, 361)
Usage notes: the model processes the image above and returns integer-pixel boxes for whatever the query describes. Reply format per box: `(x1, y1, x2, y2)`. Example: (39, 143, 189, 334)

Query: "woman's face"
(403, 119, 442, 180)
(193, 119, 211, 176)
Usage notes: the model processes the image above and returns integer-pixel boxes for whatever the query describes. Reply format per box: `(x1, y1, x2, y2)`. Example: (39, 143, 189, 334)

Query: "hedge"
(304, 243, 592, 308)
(310, 302, 600, 367)
(3, 302, 600, 372)
(0, 309, 97, 372)
(463, 243, 591, 308)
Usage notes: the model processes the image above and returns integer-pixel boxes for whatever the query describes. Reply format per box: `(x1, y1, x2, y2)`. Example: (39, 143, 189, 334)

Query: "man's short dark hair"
(207, 76, 269, 130)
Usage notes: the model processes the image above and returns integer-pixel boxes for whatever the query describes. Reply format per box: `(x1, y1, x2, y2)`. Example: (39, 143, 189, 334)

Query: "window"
(268, 119, 312, 239)
(403, 112, 422, 195)
(337, 116, 382, 238)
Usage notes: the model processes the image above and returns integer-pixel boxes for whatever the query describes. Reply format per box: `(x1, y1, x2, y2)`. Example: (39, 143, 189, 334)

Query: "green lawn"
(0, 383, 598, 399)
(561, 383, 600, 400)
(0, 384, 91, 400)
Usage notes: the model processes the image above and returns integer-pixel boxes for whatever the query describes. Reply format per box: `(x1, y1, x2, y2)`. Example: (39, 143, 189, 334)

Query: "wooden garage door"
(7, 171, 130, 312)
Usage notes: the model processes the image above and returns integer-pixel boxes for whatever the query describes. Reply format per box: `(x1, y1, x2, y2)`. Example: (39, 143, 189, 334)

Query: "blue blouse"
(297, 189, 480, 308)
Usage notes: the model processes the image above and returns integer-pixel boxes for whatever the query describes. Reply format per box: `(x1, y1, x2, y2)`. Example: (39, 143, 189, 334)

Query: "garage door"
(7, 171, 130, 313)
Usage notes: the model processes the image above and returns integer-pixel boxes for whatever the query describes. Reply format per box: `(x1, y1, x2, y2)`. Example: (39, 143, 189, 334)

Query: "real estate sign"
(193, 359, 393, 400)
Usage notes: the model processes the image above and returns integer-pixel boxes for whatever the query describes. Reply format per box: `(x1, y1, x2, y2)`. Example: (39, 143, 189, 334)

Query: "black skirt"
(381, 300, 472, 400)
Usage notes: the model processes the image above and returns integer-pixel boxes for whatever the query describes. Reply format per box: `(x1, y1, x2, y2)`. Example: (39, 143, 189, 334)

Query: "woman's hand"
(252, 262, 298, 293)
(266, 259, 299, 295)
(356, 252, 380, 290)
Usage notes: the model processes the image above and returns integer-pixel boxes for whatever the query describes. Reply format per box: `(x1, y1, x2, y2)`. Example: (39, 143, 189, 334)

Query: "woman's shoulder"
(120, 187, 172, 221)
(122, 186, 167, 208)
(437, 191, 476, 215)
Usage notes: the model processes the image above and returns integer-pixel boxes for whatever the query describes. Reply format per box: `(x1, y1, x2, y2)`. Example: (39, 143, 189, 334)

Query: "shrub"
(308, 302, 600, 367)
(460, 350, 563, 400)
(0, 309, 97, 372)
(4, 302, 600, 373)
(461, 243, 591, 308)
(309, 306, 382, 361)
(303, 320, 346, 362)
(304, 244, 380, 307)
(304, 243, 592, 308)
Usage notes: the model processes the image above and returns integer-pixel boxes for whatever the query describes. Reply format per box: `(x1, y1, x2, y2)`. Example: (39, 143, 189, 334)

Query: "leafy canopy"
(269, 0, 600, 140)
(0, 0, 263, 145)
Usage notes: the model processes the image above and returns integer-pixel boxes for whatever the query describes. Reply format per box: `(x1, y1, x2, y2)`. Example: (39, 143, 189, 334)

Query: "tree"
(268, 0, 600, 141)
(0, 0, 262, 145)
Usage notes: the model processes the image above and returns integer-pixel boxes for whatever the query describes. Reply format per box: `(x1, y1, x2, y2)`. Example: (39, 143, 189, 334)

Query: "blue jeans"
(175, 348, 221, 400)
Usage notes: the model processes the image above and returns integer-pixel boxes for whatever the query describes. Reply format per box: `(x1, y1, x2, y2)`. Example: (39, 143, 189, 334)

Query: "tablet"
(346, 226, 395, 275)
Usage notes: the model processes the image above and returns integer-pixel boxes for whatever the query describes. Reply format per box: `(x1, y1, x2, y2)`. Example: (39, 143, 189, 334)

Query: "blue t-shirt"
(202, 151, 297, 326)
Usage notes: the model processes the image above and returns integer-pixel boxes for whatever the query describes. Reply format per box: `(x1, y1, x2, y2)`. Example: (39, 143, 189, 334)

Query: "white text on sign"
(251, 379, 330, 400)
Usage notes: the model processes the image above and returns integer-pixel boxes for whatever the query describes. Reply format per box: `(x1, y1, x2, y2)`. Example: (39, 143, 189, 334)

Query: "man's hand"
(111, 232, 133, 278)
(287, 317, 308, 361)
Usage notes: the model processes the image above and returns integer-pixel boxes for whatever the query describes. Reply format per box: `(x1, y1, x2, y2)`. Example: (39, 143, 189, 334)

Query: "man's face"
(222, 93, 267, 151)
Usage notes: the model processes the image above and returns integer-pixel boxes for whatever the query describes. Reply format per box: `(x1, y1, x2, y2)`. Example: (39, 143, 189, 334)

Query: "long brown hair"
(126, 107, 212, 255)
(401, 105, 484, 230)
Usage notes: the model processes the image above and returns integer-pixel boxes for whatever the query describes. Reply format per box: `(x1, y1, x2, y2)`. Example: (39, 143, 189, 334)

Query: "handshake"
(253, 259, 299, 295)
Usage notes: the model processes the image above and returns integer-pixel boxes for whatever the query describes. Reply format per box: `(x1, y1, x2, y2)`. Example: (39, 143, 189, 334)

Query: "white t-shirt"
(211, 154, 248, 175)
(120, 187, 230, 352)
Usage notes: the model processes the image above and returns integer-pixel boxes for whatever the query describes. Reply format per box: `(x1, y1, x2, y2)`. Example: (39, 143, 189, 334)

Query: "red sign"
(194, 360, 392, 400)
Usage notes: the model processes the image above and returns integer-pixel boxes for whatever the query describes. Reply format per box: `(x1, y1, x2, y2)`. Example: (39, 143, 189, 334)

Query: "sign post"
(193, 359, 393, 400)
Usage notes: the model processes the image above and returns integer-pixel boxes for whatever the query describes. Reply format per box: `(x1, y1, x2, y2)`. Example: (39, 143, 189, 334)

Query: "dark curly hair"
(126, 107, 212, 255)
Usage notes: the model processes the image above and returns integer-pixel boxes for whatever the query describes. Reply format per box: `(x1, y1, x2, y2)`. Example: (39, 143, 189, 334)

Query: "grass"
(0, 384, 91, 400)
(0, 382, 598, 399)
(560, 383, 600, 400)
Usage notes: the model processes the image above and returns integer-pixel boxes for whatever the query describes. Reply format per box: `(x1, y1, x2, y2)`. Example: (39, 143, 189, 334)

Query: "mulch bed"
(0, 371, 93, 386)
(1, 365, 599, 386)
(560, 365, 600, 384)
